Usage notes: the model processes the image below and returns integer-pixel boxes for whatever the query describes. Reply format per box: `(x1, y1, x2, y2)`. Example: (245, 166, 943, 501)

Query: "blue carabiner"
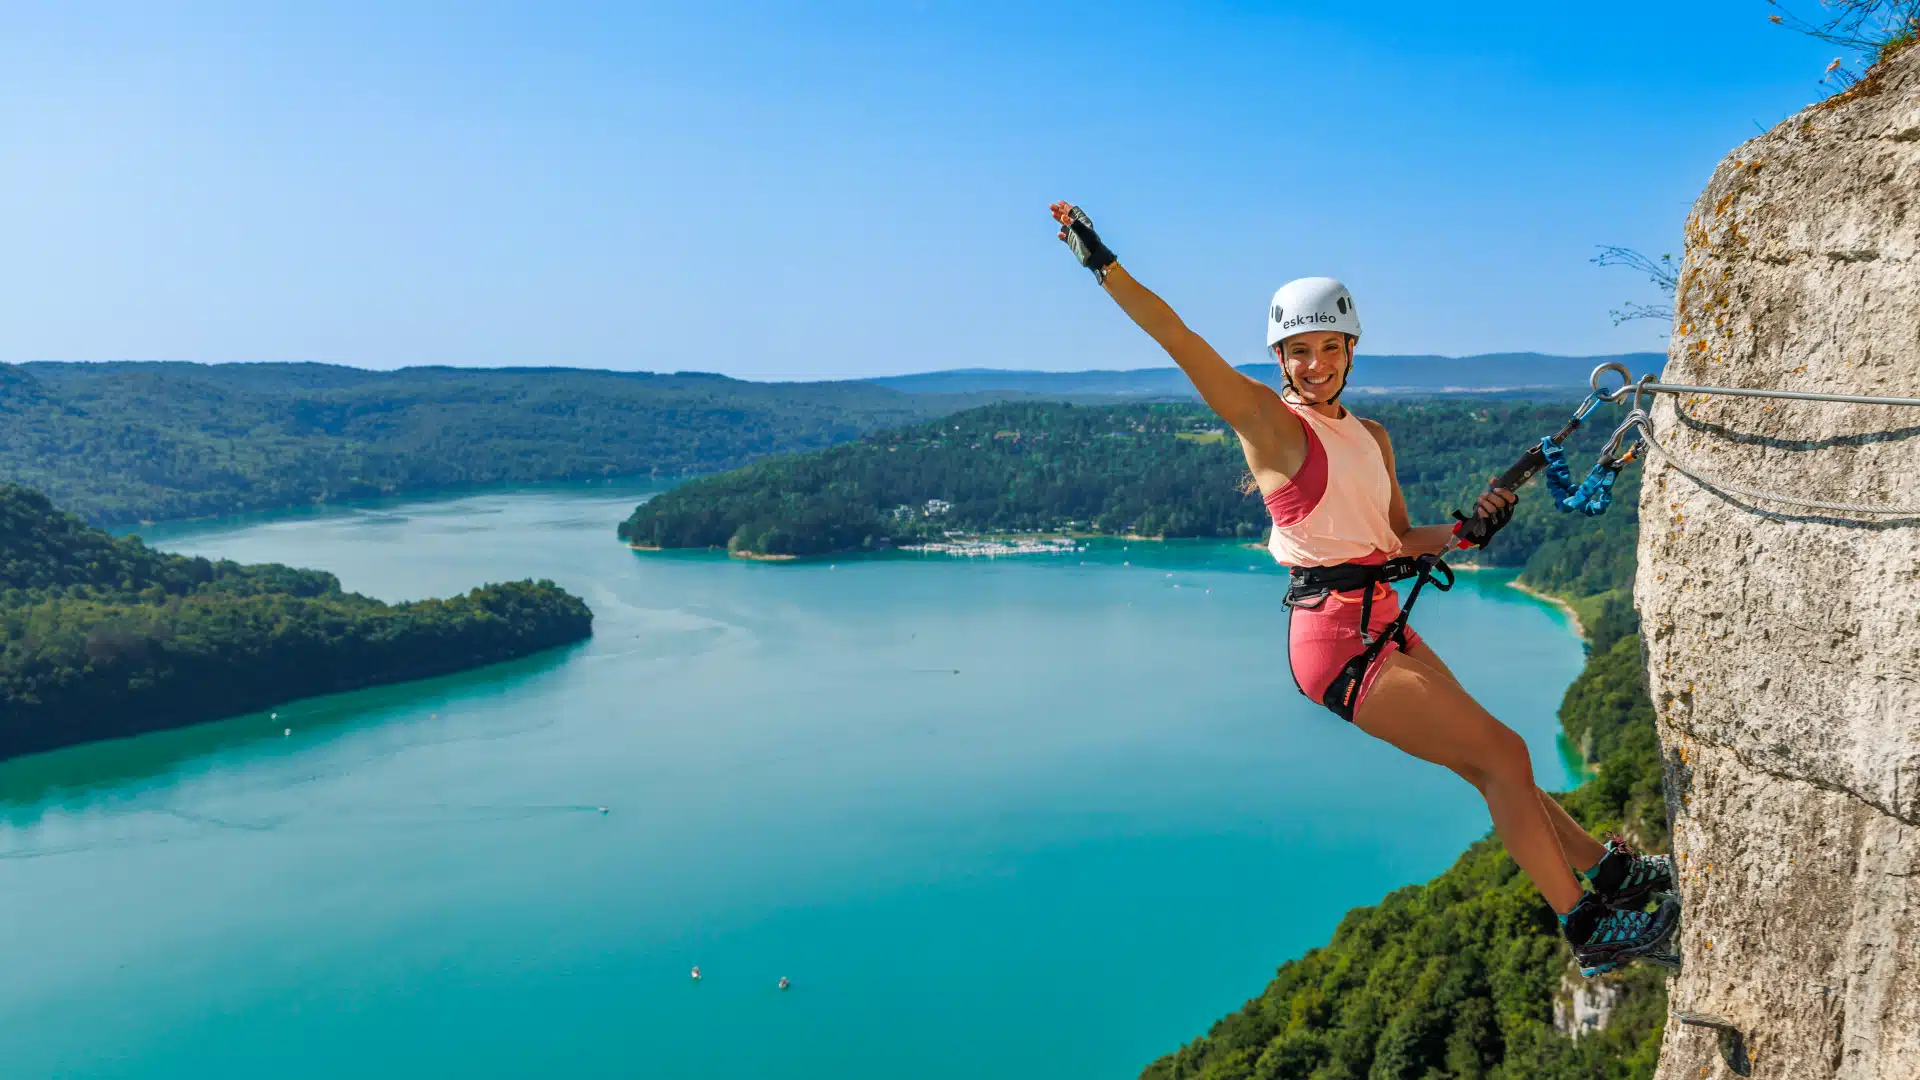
(1567, 392, 1604, 427)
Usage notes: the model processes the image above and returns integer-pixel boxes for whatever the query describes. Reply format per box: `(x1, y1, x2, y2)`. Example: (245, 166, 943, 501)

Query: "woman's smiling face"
(1276, 330, 1352, 403)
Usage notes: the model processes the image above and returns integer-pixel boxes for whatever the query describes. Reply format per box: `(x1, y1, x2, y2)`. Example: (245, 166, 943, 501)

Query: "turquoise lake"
(0, 484, 1586, 1078)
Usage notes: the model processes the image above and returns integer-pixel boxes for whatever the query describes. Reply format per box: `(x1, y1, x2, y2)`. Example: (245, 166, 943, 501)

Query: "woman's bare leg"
(1352, 650, 1586, 912)
(1397, 640, 1608, 872)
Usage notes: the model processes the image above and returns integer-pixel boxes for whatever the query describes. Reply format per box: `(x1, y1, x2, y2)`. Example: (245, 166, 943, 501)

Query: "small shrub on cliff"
(1769, 0, 1920, 92)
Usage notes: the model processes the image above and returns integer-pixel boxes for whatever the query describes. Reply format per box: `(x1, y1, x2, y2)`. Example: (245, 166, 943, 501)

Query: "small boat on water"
(778, 977, 790, 991)
(691, 966, 701, 981)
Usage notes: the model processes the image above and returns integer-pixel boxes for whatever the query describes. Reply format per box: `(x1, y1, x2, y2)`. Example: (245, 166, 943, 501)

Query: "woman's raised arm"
(1051, 202, 1273, 435)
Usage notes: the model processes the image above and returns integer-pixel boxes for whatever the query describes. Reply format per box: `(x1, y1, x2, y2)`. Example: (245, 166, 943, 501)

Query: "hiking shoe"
(1586, 833, 1676, 909)
(1563, 892, 1681, 977)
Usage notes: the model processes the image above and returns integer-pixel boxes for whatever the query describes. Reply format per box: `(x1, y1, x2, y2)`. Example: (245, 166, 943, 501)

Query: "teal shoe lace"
(1586, 906, 1656, 947)
(1603, 833, 1672, 891)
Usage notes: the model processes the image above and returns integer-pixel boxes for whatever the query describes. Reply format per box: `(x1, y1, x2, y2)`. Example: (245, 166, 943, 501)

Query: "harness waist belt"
(1285, 555, 1438, 607)
(1283, 553, 1454, 722)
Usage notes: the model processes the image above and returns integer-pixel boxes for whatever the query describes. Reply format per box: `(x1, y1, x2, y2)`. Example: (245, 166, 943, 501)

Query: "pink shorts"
(1286, 581, 1425, 718)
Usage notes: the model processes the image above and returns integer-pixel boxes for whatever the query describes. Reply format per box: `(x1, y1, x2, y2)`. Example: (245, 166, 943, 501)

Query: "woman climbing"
(1049, 202, 1677, 976)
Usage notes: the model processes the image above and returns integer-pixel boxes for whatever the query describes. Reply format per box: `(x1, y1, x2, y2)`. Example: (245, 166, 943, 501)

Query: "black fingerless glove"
(1058, 205, 1118, 282)
(1451, 495, 1515, 550)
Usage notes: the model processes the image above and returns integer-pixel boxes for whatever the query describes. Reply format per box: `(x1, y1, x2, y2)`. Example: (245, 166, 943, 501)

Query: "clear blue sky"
(0, 2, 1845, 379)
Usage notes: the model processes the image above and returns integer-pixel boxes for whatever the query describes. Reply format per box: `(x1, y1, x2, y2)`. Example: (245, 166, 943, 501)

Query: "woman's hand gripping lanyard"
(1451, 490, 1515, 549)
(1448, 393, 1607, 549)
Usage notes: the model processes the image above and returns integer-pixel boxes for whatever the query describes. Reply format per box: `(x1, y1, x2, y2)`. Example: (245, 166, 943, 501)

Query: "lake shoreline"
(1505, 579, 1588, 643)
(117, 475, 683, 538)
(624, 542, 798, 561)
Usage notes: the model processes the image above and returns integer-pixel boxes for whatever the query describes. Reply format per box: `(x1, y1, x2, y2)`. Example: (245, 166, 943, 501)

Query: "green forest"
(0, 483, 594, 760)
(0, 361, 1005, 525)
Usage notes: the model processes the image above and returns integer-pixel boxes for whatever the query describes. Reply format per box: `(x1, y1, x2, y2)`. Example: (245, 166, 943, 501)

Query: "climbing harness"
(1285, 553, 1454, 721)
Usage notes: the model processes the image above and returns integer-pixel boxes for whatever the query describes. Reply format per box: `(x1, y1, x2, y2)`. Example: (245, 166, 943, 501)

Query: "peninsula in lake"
(617, 398, 1639, 639)
(0, 483, 592, 761)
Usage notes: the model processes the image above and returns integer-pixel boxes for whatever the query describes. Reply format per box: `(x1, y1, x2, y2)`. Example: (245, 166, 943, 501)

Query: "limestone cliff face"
(1638, 44, 1920, 1080)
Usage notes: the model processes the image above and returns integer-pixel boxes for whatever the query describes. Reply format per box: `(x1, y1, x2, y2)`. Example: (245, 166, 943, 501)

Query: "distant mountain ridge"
(866, 352, 1663, 397)
(1, 361, 1017, 525)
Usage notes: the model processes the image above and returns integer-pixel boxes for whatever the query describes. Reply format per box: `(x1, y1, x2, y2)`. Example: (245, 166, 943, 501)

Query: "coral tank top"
(1263, 403, 1403, 567)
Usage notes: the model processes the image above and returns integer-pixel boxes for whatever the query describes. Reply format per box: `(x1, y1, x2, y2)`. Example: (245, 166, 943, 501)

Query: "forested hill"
(618, 399, 1639, 625)
(1, 361, 1012, 526)
(0, 484, 593, 760)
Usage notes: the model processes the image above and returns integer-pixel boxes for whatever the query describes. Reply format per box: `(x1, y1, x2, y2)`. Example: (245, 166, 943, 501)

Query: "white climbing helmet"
(1266, 277, 1362, 350)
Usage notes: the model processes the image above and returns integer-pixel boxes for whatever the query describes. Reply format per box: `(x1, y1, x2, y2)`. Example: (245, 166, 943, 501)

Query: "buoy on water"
(283, 729, 291, 737)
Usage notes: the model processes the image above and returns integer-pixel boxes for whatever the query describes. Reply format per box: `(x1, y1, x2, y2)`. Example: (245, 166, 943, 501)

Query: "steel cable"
(1627, 412, 1920, 516)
